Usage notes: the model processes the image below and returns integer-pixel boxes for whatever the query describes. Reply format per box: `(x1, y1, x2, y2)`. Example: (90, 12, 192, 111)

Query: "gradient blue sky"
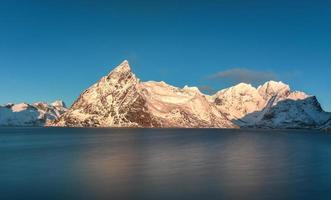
(1, 0, 330, 111)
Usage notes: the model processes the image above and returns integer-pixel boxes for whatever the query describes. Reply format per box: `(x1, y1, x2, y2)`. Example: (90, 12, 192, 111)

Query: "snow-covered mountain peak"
(50, 61, 235, 128)
(259, 80, 287, 87)
(103, 60, 136, 84)
(258, 80, 289, 91)
(234, 82, 254, 88)
(230, 83, 256, 93)
(100, 60, 139, 89)
(258, 80, 290, 94)
(213, 83, 259, 99)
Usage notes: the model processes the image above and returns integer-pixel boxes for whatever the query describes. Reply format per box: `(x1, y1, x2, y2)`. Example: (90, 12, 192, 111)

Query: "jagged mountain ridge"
(49, 60, 330, 129)
(0, 101, 67, 127)
(214, 81, 331, 129)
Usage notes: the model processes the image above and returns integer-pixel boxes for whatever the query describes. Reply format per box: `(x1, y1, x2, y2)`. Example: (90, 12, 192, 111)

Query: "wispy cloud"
(198, 85, 215, 94)
(207, 68, 278, 85)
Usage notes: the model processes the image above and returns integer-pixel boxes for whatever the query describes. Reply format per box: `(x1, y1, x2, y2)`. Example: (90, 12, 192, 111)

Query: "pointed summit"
(103, 60, 138, 84)
(111, 60, 131, 74)
(122, 59, 129, 64)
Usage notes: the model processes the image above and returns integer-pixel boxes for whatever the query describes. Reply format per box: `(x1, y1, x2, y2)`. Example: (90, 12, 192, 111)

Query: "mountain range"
(1, 60, 330, 130)
(0, 101, 67, 126)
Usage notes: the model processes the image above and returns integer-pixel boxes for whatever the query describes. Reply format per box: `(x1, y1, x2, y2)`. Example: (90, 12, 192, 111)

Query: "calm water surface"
(0, 128, 331, 200)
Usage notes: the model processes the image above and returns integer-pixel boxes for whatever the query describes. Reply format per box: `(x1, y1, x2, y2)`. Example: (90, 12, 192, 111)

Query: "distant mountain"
(243, 96, 331, 129)
(212, 81, 331, 129)
(0, 101, 67, 127)
(48, 60, 330, 129)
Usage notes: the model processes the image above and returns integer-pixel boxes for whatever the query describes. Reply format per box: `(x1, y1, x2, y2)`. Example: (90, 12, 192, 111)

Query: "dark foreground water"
(1, 128, 331, 200)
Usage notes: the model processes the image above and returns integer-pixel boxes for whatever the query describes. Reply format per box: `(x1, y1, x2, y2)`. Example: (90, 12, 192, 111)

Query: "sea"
(0, 128, 331, 200)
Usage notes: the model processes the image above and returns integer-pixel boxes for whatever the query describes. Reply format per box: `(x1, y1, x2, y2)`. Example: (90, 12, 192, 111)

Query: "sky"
(0, 0, 330, 111)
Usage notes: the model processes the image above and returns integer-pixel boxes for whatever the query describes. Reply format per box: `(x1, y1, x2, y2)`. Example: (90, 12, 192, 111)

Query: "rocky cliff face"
(0, 101, 67, 127)
(49, 61, 234, 128)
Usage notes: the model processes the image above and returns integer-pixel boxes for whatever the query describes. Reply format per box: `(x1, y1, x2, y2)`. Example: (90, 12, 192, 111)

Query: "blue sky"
(1, 0, 330, 111)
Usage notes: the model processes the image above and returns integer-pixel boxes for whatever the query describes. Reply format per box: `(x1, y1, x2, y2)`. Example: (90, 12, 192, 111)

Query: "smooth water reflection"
(0, 128, 331, 200)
